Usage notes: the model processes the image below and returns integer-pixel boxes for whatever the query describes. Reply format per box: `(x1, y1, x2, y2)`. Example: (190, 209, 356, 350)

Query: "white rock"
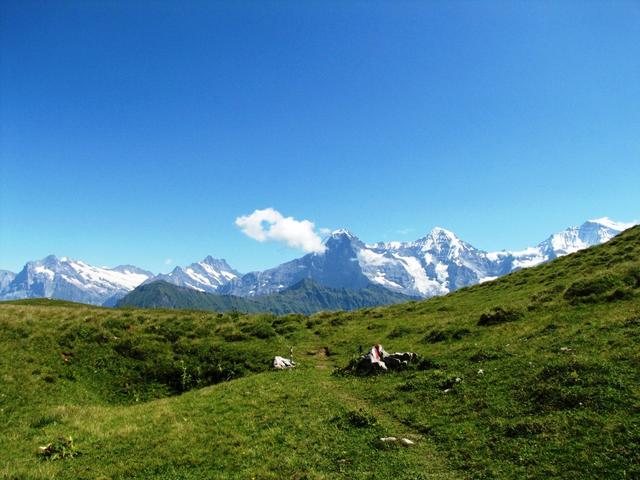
(400, 438, 415, 446)
(273, 356, 296, 369)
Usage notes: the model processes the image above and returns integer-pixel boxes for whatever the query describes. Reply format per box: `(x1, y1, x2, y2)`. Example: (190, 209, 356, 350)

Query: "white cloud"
(235, 208, 326, 254)
(164, 258, 173, 265)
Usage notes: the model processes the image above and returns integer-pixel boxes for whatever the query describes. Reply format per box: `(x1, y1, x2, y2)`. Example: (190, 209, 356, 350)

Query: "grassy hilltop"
(1, 226, 639, 479)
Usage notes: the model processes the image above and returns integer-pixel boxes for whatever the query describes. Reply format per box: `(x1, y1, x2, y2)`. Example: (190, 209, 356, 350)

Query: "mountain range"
(0, 217, 634, 307)
(217, 218, 635, 298)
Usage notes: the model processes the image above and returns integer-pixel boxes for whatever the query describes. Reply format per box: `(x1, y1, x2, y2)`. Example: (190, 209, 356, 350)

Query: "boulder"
(273, 356, 296, 369)
(354, 344, 418, 374)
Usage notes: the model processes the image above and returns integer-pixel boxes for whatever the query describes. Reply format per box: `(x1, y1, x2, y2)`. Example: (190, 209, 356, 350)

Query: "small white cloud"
(397, 228, 414, 235)
(235, 208, 326, 254)
(164, 258, 173, 265)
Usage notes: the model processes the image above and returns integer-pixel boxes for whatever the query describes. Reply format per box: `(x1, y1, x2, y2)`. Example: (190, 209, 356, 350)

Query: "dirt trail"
(309, 351, 457, 479)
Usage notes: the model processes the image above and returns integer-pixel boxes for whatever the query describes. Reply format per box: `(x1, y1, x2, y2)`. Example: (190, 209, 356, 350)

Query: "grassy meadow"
(1, 226, 639, 479)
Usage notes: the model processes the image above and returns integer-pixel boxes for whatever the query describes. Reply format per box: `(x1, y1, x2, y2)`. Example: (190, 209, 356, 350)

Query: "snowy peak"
(320, 229, 364, 256)
(146, 256, 241, 293)
(539, 218, 635, 258)
(201, 256, 236, 272)
(413, 226, 474, 262)
(221, 230, 370, 297)
(327, 228, 356, 238)
(323, 229, 359, 246)
(0, 270, 15, 290)
(111, 265, 154, 277)
(429, 226, 457, 238)
(588, 217, 637, 231)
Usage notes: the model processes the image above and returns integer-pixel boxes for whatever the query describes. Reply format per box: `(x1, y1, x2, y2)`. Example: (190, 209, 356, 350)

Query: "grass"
(1, 226, 640, 479)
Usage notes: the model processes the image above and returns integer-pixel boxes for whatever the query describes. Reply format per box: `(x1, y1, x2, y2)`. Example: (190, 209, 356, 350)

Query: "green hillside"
(1, 226, 639, 479)
(116, 278, 414, 315)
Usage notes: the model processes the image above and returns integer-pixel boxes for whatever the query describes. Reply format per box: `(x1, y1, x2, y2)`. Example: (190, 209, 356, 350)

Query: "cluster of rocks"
(274, 344, 418, 374)
(354, 344, 418, 374)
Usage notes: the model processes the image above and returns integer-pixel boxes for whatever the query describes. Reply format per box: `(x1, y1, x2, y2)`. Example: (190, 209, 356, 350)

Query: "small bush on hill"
(477, 307, 521, 326)
(468, 348, 506, 362)
(333, 408, 378, 429)
(38, 436, 81, 461)
(524, 360, 628, 413)
(622, 266, 640, 288)
(236, 315, 278, 339)
(414, 357, 440, 370)
(422, 327, 471, 343)
(563, 274, 621, 304)
(388, 325, 417, 338)
(216, 325, 248, 342)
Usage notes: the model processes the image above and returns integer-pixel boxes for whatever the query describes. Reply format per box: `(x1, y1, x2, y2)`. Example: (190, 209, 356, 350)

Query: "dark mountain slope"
(116, 278, 413, 315)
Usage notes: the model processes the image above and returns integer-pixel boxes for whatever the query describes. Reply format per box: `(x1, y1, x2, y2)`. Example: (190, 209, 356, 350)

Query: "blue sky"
(1, 1, 638, 274)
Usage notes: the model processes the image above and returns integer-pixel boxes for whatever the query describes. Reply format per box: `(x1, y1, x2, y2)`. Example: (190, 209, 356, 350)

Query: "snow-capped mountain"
(222, 217, 636, 298)
(488, 217, 637, 271)
(145, 256, 240, 293)
(223, 227, 502, 298)
(538, 217, 635, 258)
(0, 256, 153, 306)
(220, 231, 371, 297)
(0, 270, 16, 291)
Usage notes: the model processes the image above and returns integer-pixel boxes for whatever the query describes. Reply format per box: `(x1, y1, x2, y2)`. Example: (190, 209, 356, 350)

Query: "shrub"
(414, 357, 440, 370)
(422, 329, 447, 343)
(502, 419, 553, 438)
(477, 307, 521, 326)
(606, 288, 634, 302)
(622, 266, 640, 288)
(38, 436, 81, 460)
(388, 325, 415, 338)
(524, 360, 627, 412)
(422, 327, 470, 343)
(216, 325, 248, 342)
(469, 348, 504, 362)
(333, 409, 378, 429)
(246, 322, 276, 339)
(563, 275, 620, 304)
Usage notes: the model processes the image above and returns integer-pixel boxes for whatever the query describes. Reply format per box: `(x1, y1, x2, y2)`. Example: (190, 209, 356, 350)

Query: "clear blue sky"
(1, 1, 638, 274)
